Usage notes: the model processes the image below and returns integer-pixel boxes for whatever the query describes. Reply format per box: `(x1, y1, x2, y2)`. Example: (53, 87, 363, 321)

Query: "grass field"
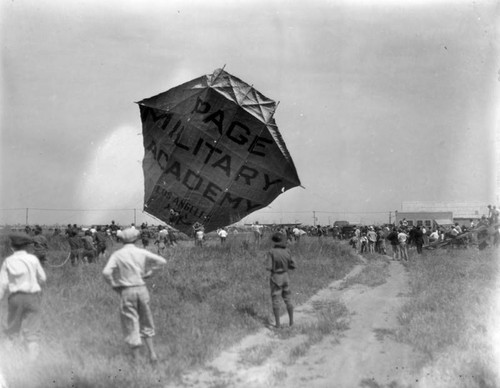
(396, 246, 500, 388)
(0, 232, 359, 388)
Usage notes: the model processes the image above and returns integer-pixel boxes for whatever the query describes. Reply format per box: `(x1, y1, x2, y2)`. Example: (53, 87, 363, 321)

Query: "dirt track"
(173, 258, 423, 388)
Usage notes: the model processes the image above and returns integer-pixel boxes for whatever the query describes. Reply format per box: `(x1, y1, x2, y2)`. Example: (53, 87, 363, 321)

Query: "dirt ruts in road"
(174, 259, 422, 388)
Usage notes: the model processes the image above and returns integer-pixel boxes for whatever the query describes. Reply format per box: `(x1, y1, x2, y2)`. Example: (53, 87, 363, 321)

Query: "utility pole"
(25, 208, 29, 225)
(313, 211, 316, 227)
(134, 209, 137, 225)
(389, 211, 392, 225)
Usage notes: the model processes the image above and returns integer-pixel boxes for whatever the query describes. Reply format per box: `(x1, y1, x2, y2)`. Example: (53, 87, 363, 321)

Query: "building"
(401, 201, 493, 224)
(395, 211, 453, 229)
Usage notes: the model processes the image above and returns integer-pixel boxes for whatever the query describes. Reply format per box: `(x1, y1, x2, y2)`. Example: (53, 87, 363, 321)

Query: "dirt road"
(174, 259, 423, 388)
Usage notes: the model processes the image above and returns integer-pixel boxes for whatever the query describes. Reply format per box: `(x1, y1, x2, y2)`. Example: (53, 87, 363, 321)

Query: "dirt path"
(173, 259, 423, 388)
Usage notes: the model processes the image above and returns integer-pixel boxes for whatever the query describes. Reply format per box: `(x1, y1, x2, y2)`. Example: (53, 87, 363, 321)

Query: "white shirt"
(398, 232, 408, 244)
(0, 250, 46, 300)
(252, 224, 262, 234)
(102, 244, 166, 288)
(218, 230, 228, 238)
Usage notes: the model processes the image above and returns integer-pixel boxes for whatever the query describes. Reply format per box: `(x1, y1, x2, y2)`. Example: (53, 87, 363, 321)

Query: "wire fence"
(0, 207, 159, 227)
(2, 204, 490, 228)
(0, 207, 395, 227)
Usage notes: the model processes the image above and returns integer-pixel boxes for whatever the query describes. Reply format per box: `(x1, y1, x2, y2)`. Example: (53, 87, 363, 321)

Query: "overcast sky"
(1, 0, 499, 226)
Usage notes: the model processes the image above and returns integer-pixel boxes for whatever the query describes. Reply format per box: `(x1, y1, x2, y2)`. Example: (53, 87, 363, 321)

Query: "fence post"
(26, 208, 29, 225)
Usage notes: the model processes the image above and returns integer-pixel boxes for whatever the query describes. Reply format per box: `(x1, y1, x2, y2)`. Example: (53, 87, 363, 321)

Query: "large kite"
(137, 68, 301, 234)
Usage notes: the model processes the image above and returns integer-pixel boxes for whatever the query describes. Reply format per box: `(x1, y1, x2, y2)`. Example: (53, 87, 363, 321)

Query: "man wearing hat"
(265, 232, 296, 328)
(102, 227, 167, 364)
(0, 233, 47, 360)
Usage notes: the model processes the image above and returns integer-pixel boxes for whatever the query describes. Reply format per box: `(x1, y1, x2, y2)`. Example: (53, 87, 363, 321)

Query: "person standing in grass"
(0, 233, 46, 360)
(217, 228, 228, 245)
(266, 232, 296, 329)
(140, 223, 151, 249)
(398, 228, 409, 261)
(94, 226, 108, 261)
(386, 227, 400, 260)
(102, 227, 167, 364)
(252, 221, 263, 246)
(68, 229, 83, 265)
(414, 226, 424, 254)
(367, 226, 377, 253)
(32, 226, 49, 266)
(81, 230, 96, 264)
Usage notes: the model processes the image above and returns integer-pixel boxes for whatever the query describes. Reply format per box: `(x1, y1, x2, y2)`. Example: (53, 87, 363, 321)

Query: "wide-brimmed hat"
(9, 233, 34, 248)
(119, 228, 140, 243)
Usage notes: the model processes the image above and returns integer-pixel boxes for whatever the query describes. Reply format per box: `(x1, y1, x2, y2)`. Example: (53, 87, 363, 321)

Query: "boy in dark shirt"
(265, 232, 296, 328)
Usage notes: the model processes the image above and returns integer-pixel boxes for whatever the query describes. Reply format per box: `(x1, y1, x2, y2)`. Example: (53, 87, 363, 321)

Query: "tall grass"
(0, 232, 359, 387)
(396, 247, 500, 387)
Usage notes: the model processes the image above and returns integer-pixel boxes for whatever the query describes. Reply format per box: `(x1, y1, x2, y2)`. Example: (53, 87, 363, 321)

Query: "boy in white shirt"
(102, 228, 167, 364)
(0, 233, 46, 360)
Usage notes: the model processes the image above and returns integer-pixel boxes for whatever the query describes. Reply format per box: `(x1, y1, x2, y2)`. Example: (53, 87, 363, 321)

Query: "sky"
(1, 0, 499, 227)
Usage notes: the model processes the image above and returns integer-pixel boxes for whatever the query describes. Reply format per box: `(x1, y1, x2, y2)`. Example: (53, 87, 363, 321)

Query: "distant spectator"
(140, 224, 151, 248)
(398, 229, 409, 261)
(252, 221, 263, 245)
(193, 223, 204, 247)
(155, 226, 168, 254)
(413, 226, 424, 254)
(360, 233, 368, 253)
(68, 229, 83, 266)
(493, 206, 500, 225)
(386, 228, 399, 260)
(81, 230, 96, 264)
(292, 226, 302, 242)
(349, 234, 359, 251)
(429, 229, 439, 243)
(109, 221, 120, 241)
(167, 227, 177, 247)
(375, 227, 387, 254)
(354, 227, 361, 241)
(450, 226, 460, 238)
(217, 228, 228, 245)
(94, 226, 108, 261)
(32, 226, 49, 266)
(367, 227, 377, 253)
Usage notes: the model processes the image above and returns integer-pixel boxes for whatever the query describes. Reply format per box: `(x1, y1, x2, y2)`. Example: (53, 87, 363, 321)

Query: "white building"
(401, 201, 489, 221)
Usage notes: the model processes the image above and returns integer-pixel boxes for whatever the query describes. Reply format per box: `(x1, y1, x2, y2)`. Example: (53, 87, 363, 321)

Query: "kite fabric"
(137, 68, 301, 235)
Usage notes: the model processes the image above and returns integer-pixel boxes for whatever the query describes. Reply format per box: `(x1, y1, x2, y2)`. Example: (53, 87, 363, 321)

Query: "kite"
(137, 68, 301, 235)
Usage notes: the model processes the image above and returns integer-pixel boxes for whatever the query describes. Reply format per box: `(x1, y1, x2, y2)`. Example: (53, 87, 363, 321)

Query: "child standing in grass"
(0, 233, 46, 360)
(102, 227, 167, 364)
(266, 232, 296, 329)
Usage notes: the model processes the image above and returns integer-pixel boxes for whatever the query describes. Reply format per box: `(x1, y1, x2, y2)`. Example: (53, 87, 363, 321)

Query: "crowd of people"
(0, 225, 300, 365)
(1, 205, 498, 367)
